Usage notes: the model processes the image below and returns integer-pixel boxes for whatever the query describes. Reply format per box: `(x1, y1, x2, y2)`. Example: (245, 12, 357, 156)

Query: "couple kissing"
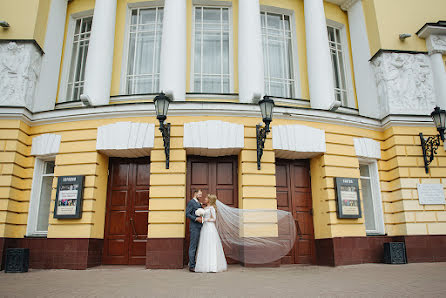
(186, 190, 227, 273)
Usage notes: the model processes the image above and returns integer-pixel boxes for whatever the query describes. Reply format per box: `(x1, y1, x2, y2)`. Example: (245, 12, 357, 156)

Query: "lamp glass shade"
(431, 106, 446, 131)
(259, 96, 274, 122)
(154, 93, 171, 119)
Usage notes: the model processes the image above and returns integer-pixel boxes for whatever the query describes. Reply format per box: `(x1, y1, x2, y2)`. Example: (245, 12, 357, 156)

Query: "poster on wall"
(54, 176, 84, 219)
(334, 177, 362, 219)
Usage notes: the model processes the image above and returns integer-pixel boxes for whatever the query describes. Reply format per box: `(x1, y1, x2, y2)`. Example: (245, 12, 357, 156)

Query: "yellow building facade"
(0, 0, 445, 269)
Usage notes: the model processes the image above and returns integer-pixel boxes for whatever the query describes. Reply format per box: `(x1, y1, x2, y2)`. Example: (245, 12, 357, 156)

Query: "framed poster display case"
(334, 177, 362, 219)
(54, 175, 84, 219)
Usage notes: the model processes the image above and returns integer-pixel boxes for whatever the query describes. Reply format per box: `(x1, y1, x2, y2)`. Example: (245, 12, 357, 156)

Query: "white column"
(342, 0, 380, 118)
(304, 0, 336, 110)
(159, 0, 186, 101)
(33, 0, 68, 112)
(426, 35, 446, 109)
(81, 0, 117, 106)
(238, 0, 264, 103)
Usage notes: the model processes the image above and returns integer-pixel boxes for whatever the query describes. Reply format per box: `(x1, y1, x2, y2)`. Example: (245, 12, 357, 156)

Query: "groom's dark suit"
(186, 198, 203, 270)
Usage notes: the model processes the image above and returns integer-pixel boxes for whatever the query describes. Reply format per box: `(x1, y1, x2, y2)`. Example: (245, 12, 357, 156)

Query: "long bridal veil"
(215, 200, 297, 264)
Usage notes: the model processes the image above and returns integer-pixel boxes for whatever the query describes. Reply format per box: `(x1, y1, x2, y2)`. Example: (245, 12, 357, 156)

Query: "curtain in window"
(327, 26, 348, 105)
(261, 12, 294, 98)
(66, 16, 93, 101)
(127, 7, 163, 94)
(193, 7, 230, 93)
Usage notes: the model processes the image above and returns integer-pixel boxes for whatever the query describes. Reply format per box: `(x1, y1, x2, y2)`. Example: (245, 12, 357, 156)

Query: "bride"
(193, 194, 297, 273)
(194, 194, 227, 273)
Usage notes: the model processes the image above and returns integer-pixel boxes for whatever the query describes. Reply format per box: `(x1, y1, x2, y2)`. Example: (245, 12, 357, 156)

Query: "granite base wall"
(315, 235, 446, 266)
(0, 238, 103, 270)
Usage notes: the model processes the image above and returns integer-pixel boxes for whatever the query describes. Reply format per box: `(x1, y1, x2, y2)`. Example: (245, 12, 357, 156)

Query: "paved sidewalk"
(0, 263, 445, 297)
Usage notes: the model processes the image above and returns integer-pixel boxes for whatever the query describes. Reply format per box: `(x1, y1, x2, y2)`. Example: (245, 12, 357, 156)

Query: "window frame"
(326, 19, 355, 108)
(120, 1, 165, 95)
(260, 6, 301, 99)
(26, 157, 56, 237)
(58, 10, 94, 103)
(190, 2, 234, 94)
(359, 159, 385, 236)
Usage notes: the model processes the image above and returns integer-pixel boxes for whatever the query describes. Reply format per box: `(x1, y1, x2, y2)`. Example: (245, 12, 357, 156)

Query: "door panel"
(185, 156, 238, 265)
(276, 159, 315, 264)
(275, 162, 294, 264)
(103, 157, 150, 265)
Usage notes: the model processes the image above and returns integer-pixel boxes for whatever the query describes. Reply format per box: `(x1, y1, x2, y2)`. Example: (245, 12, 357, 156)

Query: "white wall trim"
(192, 0, 232, 7)
(31, 133, 61, 156)
(183, 120, 244, 156)
(354, 137, 381, 159)
(1, 103, 436, 131)
(272, 124, 326, 159)
(96, 122, 155, 157)
(326, 19, 356, 109)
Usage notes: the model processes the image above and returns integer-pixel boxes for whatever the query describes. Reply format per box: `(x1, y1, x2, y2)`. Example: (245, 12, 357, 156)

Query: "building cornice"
(340, 0, 360, 11)
(416, 21, 446, 38)
(0, 102, 434, 131)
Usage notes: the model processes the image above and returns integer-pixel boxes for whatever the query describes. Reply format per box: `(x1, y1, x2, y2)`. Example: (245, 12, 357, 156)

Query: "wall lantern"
(154, 92, 171, 169)
(256, 96, 275, 170)
(419, 106, 446, 174)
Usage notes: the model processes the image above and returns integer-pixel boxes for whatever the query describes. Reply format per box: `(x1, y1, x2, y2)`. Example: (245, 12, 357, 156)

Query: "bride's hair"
(207, 194, 217, 212)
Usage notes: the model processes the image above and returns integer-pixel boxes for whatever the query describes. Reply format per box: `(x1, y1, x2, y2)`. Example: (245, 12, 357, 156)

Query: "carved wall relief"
(0, 42, 42, 108)
(372, 52, 437, 116)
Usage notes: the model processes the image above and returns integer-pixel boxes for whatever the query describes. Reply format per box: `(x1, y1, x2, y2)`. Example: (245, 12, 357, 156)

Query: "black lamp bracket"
(419, 133, 442, 174)
(256, 121, 271, 170)
(159, 120, 170, 169)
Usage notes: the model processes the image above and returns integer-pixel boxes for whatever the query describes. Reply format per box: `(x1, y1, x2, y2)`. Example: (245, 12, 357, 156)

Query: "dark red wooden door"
(276, 159, 315, 264)
(184, 156, 238, 265)
(103, 157, 150, 265)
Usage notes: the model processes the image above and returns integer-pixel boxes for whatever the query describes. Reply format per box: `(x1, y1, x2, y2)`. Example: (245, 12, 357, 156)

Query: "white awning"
(354, 138, 381, 159)
(272, 125, 326, 159)
(96, 122, 155, 157)
(183, 120, 244, 156)
(31, 133, 61, 156)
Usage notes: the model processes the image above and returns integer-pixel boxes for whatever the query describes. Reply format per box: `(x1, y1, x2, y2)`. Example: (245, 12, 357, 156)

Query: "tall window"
(66, 16, 92, 101)
(327, 25, 348, 106)
(27, 160, 55, 236)
(261, 12, 295, 98)
(360, 163, 385, 235)
(193, 7, 231, 93)
(126, 7, 164, 94)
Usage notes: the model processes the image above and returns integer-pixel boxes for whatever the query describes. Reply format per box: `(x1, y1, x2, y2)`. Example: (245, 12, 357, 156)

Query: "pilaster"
(159, 0, 187, 101)
(238, 0, 264, 103)
(81, 0, 117, 106)
(304, 0, 337, 110)
(341, 0, 380, 118)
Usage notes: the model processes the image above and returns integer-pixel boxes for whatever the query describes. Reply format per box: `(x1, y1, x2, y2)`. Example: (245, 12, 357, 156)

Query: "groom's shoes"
(189, 268, 195, 273)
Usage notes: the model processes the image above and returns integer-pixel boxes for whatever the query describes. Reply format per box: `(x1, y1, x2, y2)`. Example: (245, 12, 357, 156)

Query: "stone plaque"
(417, 184, 446, 205)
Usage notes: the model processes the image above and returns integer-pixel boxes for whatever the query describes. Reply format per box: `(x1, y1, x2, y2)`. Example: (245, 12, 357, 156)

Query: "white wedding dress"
(194, 206, 227, 273)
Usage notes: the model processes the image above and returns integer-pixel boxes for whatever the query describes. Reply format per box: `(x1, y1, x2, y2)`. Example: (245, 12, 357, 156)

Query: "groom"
(186, 189, 203, 272)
